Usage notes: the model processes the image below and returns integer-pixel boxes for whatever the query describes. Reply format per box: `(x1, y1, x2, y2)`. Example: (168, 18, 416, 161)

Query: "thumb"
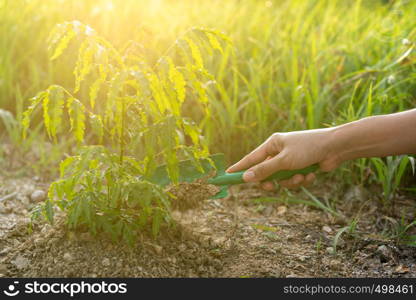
(243, 153, 286, 182)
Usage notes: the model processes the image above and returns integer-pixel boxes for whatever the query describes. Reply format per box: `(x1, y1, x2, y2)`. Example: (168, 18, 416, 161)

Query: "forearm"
(329, 109, 416, 162)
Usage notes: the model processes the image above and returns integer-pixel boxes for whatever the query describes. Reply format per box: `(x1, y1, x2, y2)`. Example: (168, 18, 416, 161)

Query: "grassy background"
(1, 0, 415, 186)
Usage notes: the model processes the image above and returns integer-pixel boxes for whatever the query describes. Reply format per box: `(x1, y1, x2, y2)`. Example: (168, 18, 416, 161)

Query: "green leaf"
(89, 64, 107, 109)
(182, 119, 201, 146)
(60, 156, 76, 177)
(74, 41, 94, 93)
(205, 32, 223, 54)
(44, 199, 54, 224)
(332, 226, 350, 253)
(49, 23, 76, 60)
(167, 57, 186, 105)
(148, 73, 169, 113)
(184, 37, 204, 69)
(152, 208, 162, 238)
(22, 91, 45, 139)
(42, 90, 51, 138)
(67, 97, 86, 143)
(187, 66, 208, 103)
(89, 113, 104, 143)
(395, 156, 410, 189)
(89, 78, 103, 109)
(43, 86, 65, 141)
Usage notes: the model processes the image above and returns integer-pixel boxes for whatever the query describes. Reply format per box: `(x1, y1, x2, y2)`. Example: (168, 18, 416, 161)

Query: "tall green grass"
(1, 0, 415, 188)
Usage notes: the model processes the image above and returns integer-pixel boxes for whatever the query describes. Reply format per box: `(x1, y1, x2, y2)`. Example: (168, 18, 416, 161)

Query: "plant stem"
(119, 100, 126, 164)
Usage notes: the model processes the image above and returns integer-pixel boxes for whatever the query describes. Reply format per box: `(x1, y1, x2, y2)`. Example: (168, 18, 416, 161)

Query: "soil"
(166, 181, 220, 210)
(1, 174, 416, 278)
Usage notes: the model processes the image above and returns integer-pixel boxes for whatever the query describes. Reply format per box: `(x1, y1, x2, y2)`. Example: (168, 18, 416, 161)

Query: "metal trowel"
(145, 153, 318, 199)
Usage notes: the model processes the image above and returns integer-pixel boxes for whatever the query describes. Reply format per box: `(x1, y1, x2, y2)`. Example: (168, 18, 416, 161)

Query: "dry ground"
(0, 175, 415, 277)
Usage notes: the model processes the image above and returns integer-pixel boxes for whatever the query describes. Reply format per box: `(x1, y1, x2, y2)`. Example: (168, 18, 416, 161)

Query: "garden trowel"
(145, 153, 318, 199)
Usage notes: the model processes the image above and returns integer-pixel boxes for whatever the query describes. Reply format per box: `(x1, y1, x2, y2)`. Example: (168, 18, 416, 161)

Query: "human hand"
(226, 128, 341, 190)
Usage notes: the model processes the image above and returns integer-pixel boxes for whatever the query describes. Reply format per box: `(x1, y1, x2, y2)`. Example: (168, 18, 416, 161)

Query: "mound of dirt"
(166, 181, 220, 211)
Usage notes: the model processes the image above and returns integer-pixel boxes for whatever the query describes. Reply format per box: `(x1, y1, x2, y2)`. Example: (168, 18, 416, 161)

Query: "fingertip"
(306, 172, 316, 181)
(304, 172, 316, 186)
(292, 174, 304, 185)
(225, 164, 235, 173)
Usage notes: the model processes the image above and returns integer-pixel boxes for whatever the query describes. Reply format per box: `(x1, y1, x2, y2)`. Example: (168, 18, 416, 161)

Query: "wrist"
(327, 116, 385, 163)
(322, 126, 346, 165)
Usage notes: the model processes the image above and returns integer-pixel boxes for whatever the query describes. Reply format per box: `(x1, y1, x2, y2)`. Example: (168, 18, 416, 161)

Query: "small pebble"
(322, 226, 332, 233)
(178, 244, 187, 252)
(262, 205, 274, 216)
(30, 190, 46, 203)
(330, 260, 341, 270)
(34, 238, 43, 245)
(21, 197, 30, 207)
(11, 255, 30, 270)
(326, 247, 335, 254)
(63, 252, 73, 262)
(377, 245, 391, 262)
(276, 205, 287, 215)
(198, 265, 205, 273)
(153, 245, 163, 255)
(394, 265, 409, 274)
(102, 258, 111, 267)
(41, 224, 51, 235)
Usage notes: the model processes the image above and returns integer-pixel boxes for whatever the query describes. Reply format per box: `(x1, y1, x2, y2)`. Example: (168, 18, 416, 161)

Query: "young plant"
(332, 218, 358, 253)
(23, 21, 229, 245)
(371, 155, 415, 206)
(393, 217, 416, 247)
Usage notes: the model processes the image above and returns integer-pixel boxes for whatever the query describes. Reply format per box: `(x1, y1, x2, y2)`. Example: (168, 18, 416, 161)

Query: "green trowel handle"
(207, 164, 319, 186)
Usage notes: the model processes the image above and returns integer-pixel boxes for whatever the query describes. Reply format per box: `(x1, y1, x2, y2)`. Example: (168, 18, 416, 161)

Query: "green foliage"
(371, 155, 415, 205)
(44, 146, 170, 245)
(332, 219, 358, 253)
(392, 217, 416, 247)
(4, 0, 415, 244)
(23, 21, 229, 244)
(3, 0, 416, 197)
